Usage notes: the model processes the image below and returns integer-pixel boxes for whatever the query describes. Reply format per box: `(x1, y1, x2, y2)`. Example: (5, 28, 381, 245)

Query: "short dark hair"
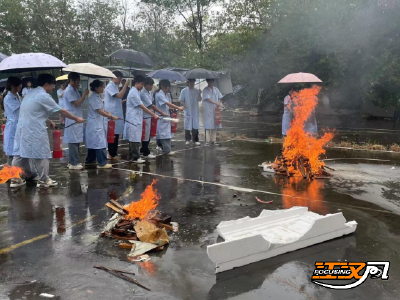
(133, 75, 146, 84)
(6, 77, 22, 90)
(38, 74, 56, 86)
(68, 72, 80, 82)
(206, 78, 215, 83)
(144, 77, 154, 85)
(159, 79, 171, 89)
(113, 71, 123, 78)
(188, 79, 196, 83)
(90, 79, 104, 92)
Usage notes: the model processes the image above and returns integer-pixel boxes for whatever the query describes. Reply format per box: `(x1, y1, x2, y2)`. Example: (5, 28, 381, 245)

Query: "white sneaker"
(97, 164, 112, 169)
(145, 154, 156, 159)
(166, 151, 175, 156)
(134, 159, 146, 164)
(37, 178, 58, 188)
(195, 142, 201, 146)
(10, 178, 26, 188)
(156, 146, 162, 151)
(69, 164, 84, 170)
(185, 141, 190, 145)
(205, 142, 210, 146)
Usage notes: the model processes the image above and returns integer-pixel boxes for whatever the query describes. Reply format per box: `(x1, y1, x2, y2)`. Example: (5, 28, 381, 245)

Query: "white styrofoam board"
(207, 206, 357, 273)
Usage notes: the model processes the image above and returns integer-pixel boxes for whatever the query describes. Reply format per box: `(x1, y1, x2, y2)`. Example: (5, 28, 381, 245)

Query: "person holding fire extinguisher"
(202, 79, 224, 146)
(140, 77, 168, 159)
(179, 79, 201, 146)
(104, 71, 130, 161)
(155, 80, 184, 155)
(85, 80, 119, 169)
(63, 72, 89, 170)
(123, 75, 160, 163)
(11, 74, 85, 188)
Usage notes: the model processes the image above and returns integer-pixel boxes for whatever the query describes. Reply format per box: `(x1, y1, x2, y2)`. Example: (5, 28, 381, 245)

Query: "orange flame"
(283, 85, 334, 174)
(124, 180, 160, 220)
(0, 165, 23, 184)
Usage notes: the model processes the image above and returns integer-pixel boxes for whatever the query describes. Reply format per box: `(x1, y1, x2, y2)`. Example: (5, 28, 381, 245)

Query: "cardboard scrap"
(128, 241, 159, 257)
(134, 220, 169, 245)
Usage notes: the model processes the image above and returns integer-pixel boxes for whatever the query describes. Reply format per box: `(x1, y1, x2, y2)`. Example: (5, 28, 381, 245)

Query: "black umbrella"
(110, 49, 154, 67)
(184, 68, 219, 80)
(0, 53, 8, 63)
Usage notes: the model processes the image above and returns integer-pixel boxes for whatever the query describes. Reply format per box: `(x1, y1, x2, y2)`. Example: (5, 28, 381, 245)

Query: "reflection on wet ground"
(1, 130, 400, 299)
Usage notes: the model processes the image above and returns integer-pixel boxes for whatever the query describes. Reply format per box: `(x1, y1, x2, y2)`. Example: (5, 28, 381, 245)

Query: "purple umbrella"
(0, 53, 66, 73)
(148, 69, 187, 82)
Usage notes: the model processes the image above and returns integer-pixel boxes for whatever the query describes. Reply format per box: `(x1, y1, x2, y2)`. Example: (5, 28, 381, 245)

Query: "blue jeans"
(160, 139, 171, 155)
(86, 148, 107, 166)
(68, 143, 80, 166)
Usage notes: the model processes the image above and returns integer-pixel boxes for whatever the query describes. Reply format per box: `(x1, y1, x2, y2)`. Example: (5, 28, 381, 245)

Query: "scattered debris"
(101, 180, 172, 257)
(255, 197, 273, 204)
(207, 207, 357, 273)
(94, 265, 150, 291)
(391, 166, 396, 170)
(39, 293, 55, 298)
(129, 254, 150, 262)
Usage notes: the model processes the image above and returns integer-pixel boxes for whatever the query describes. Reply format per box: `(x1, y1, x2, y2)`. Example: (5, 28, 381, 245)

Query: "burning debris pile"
(273, 86, 334, 179)
(101, 180, 176, 257)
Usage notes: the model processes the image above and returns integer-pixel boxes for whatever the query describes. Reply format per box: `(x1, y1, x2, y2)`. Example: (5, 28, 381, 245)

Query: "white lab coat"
(140, 89, 153, 141)
(179, 87, 200, 130)
(13, 87, 61, 158)
(155, 90, 171, 139)
(85, 92, 107, 149)
(3, 92, 21, 155)
(104, 81, 124, 135)
(202, 86, 223, 130)
(123, 87, 143, 143)
(63, 85, 84, 144)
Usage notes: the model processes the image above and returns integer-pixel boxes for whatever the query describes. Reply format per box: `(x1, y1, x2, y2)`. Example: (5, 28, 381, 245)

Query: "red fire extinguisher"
(150, 117, 157, 137)
(141, 119, 146, 141)
(52, 130, 63, 159)
(1, 124, 5, 144)
(171, 112, 178, 133)
(107, 120, 115, 143)
(215, 107, 222, 126)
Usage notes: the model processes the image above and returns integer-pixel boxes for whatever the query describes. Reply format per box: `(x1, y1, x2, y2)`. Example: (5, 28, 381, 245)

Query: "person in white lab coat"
(57, 82, 67, 125)
(104, 71, 130, 161)
(123, 75, 160, 163)
(154, 80, 184, 155)
(140, 77, 167, 159)
(21, 80, 33, 98)
(282, 88, 294, 136)
(12, 74, 85, 188)
(3, 77, 22, 166)
(202, 79, 224, 145)
(180, 79, 201, 146)
(63, 72, 89, 170)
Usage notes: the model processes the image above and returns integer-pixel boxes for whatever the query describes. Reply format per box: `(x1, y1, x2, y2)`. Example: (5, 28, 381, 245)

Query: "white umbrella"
(278, 72, 322, 83)
(63, 63, 116, 79)
(0, 53, 66, 73)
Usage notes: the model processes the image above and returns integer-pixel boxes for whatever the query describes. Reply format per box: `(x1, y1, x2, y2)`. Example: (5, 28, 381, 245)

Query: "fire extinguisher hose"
(56, 120, 86, 130)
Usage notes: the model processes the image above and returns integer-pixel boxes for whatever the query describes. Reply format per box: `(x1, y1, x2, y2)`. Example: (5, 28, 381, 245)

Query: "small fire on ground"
(101, 180, 175, 257)
(0, 165, 23, 184)
(273, 86, 334, 179)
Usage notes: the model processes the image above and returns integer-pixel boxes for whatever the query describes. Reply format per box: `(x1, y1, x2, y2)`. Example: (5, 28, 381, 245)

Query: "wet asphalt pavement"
(1, 114, 400, 300)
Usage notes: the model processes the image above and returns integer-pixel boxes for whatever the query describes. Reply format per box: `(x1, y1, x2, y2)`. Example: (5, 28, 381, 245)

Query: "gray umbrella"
(110, 49, 154, 67)
(0, 53, 8, 63)
(148, 69, 187, 82)
(184, 68, 219, 80)
(0, 53, 66, 73)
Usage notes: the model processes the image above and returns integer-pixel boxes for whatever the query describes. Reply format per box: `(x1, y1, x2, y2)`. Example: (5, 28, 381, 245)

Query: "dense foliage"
(0, 0, 399, 110)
